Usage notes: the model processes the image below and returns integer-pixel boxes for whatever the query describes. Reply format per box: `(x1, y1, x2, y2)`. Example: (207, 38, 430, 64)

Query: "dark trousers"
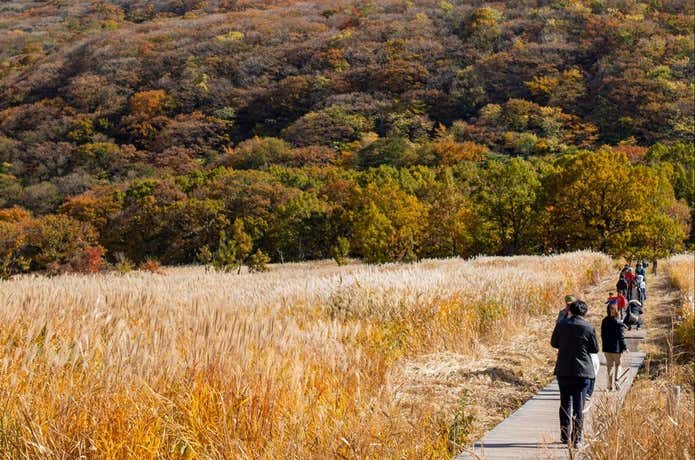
(557, 376, 591, 444)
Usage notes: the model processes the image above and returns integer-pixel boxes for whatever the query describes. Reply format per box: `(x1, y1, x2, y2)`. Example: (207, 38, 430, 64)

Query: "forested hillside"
(0, 0, 693, 274)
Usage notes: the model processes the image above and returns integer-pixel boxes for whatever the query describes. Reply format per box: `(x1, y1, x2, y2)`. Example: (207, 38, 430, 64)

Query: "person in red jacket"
(624, 268, 636, 300)
(616, 292, 628, 319)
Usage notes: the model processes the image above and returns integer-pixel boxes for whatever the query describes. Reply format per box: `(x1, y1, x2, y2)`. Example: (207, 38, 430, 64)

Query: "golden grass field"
(0, 252, 615, 459)
(665, 254, 695, 353)
(587, 254, 694, 459)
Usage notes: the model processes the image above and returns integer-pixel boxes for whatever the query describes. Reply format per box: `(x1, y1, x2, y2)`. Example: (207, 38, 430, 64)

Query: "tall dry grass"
(586, 254, 695, 459)
(664, 254, 695, 353)
(587, 365, 694, 460)
(0, 252, 612, 459)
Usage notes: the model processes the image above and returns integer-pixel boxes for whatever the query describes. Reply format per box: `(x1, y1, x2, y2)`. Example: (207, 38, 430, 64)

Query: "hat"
(564, 295, 576, 303)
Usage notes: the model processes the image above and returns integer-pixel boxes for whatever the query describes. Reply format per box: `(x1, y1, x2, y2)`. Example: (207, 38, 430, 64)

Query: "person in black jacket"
(551, 300, 599, 447)
(601, 303, 627, 391)
(616, 276, 628, 298)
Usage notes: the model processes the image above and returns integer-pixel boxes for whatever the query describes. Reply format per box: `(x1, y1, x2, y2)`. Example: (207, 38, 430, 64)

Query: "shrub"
(114, 253, 134, 274)
(0, 221, 30, 279)
(70, 246, 106, 273)
(330, 236, 350, 266)
(139, 258, 164, 274)
(212, 221, 253, 273)
(247, 249, 270, 273)
(196, 245, 213, 265)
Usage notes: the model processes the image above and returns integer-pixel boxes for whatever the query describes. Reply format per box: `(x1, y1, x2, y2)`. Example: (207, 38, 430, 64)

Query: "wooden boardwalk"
(455, 332, 646, 460)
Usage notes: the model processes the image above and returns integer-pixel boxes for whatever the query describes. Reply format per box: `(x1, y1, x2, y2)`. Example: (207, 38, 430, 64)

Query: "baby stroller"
(624, 300, 643, 331)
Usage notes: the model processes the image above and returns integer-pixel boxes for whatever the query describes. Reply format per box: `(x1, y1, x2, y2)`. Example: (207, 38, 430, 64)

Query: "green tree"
(352, 201, 394, 264)
(212, 219, 253, 273)
(475, 158, 541, 255)
(645, 142, 695, 244)
(247, 249, 270, 273)
(352, 183, 427, 263)
(422, 174, 474, 258)
(330, 236, 350, 266)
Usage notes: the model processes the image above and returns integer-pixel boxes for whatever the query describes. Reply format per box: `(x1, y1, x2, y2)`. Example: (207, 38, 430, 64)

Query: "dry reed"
(586, 254, 695, 459)
(0, 252, 612, 459)
(664, 254, 694, 353)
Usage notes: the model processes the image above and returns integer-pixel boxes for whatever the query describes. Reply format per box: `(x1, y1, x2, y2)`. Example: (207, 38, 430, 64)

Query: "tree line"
(1, 143, 690, 277)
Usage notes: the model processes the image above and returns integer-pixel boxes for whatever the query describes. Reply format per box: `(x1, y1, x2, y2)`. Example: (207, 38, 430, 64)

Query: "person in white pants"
(601, 303, 627, 391)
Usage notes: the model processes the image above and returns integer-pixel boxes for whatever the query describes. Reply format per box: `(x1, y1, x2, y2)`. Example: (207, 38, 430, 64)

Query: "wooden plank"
(455, 337, 646, 460)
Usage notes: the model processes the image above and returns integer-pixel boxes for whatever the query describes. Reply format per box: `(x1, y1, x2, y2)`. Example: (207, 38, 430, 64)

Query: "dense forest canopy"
(0, 0, 693, 274)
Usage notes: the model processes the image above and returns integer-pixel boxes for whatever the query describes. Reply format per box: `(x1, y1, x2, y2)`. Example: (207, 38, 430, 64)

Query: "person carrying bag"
(551, 300, 599, 448)
(601, 303, 627, 391)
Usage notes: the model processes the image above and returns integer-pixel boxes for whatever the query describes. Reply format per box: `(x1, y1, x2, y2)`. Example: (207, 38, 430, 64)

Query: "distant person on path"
(635, 261, 646, 281)
(624, 300, 643, 331)
(556, 295, 576, 323)
(613, 291, 628, 319)
(551, 300, 599, 447)
(624, 268, 636, 300)
(636, 275, 647, 304)
(616, 276, 628, 299)
(601, 303, 627, 391)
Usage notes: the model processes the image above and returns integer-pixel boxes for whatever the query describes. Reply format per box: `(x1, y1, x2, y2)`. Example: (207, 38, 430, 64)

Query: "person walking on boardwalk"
(636, 274, 647, 304)
(624, 268, 636, 300)
(556, 295, 576, 322)
(610, 290, 628, 319)
(601, 303, 627, 391)
(606, 292, 618, 309)
(551, 300, 599, 448)
(616, 276, 628, 299)
(635, 261, 646, 281)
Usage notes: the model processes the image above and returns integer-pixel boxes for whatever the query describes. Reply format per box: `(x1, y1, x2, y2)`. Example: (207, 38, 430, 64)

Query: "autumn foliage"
(0, 0, 692, 273)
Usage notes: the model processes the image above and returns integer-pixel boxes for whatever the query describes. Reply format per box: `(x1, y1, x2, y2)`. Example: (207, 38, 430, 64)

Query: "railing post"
(668, 385, 681, 421)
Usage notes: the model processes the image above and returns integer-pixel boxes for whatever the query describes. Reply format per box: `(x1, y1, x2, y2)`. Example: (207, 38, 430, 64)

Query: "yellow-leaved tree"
(546, 148, 642, 255)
